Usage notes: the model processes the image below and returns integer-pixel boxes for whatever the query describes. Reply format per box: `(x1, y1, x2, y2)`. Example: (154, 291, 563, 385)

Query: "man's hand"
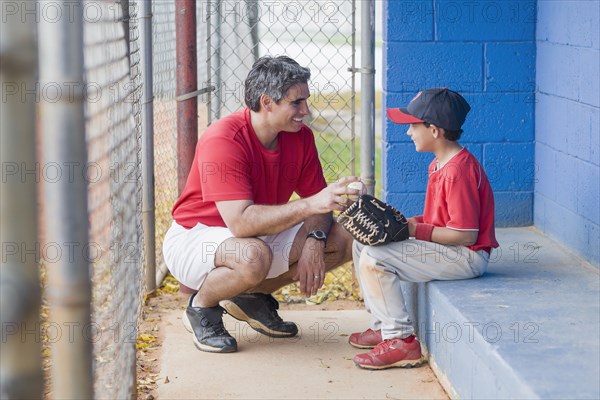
(293, 238, 326, 297)
(306, 176, 361, 214)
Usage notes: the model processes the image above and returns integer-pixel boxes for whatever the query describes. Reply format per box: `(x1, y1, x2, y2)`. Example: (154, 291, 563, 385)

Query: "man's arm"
(215, 176, 360, 238)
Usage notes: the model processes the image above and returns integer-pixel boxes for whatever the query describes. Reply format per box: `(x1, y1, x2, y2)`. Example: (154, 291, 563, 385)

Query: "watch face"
(309, 230, 327, 241)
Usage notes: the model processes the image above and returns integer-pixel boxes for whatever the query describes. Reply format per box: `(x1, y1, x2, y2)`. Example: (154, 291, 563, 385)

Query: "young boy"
(350, 88, 499, 369)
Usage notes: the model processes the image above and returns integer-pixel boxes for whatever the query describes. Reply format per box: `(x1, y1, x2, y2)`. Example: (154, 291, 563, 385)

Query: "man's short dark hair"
(244, 56, 311, 112)
(423, 122, 462, 141)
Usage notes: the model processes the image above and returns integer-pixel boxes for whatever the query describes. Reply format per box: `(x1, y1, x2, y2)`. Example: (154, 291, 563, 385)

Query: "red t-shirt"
(172, 108, 327, 228)
(418, 148, 499, 253)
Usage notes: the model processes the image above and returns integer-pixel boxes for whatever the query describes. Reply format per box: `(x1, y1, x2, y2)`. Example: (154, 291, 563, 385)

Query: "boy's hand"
(407, 217, 418, 237)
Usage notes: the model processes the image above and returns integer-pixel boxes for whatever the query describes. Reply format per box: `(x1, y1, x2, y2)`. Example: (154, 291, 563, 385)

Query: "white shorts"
(162, 221, 303, 290)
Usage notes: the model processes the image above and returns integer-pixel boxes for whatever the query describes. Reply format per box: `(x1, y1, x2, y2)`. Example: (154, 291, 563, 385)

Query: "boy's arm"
(408, 219, 478, 246)
(430, 227, 478, 246)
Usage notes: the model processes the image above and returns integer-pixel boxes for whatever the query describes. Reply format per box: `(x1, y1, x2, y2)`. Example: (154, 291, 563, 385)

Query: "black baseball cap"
(387, 88, 471, 131)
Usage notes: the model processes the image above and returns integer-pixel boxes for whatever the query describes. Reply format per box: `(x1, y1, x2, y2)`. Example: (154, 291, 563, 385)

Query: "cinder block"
(386, 43, 483, 93)
(384, 192, 426, 219)
(485, 43, 536, 90)
(536, 42, 580, 101)
(484, 143, 535, 191)
(577, 161, 600, 225)
(383, 119, 410, 144)
(543, 198, 599, 266)
(533, 191, 547, 230)
(385, 0, 434, 42)
(591, 110, 600, 166)
(537, 0, 600, 49)
(464, 93, 535, 143)
(435, 0, 536, 41)
(383, 92, 416, 143)
(535, 93, 568, 150)
(494, 192, 533, 227)
(555, 152, 579, 213)
(536, 96, 596, 163)
(384, 143, 431, 192)
(566, 102, 595, 163)
(579, 48, 600, 107)
(463, 144, 483, 164)
(534, 143, 557, 202)
(536, 194, 599, 267)
(584, 223, 600, 267)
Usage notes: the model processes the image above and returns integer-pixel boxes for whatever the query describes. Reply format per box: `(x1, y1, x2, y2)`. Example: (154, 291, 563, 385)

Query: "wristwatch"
(307, 230, 327, 242)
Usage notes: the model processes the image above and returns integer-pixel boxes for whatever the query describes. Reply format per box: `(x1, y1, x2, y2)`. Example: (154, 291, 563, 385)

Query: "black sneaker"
(219, 293, 298, 338)
(182, 294, 237, 353)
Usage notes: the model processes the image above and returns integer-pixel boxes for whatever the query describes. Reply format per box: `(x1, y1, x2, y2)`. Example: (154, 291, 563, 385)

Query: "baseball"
(347, 181, 367, 200)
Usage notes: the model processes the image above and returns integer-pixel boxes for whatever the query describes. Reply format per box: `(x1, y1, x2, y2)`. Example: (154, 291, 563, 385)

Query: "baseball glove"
(338, 194, 409, 246)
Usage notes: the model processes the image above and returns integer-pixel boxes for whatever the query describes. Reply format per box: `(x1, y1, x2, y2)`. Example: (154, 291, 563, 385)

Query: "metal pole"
(176, 0, 198, 195)
(0, 2, 43, 398)
(137, 0, 156, 294)
(350, 0, 359, 293)
(38, 1, 94, 398)
(350, 0, 356, 176)
(206, 0, 213, 125)
(212, 1, 223, 120)
(360, 0, 376, 195)
(247, 0, 260, 62)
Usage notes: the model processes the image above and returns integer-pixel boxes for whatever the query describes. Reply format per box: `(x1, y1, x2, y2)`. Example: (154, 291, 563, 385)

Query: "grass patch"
(314, 131, 382, 198)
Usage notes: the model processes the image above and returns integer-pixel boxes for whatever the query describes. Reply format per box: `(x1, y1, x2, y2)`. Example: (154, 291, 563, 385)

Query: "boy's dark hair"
(244, 56, 311, 112)
(423, 122, 462, 141)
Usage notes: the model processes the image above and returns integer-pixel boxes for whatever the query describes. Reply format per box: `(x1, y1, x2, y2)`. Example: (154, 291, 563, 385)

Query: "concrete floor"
(158, 309, 448, 399)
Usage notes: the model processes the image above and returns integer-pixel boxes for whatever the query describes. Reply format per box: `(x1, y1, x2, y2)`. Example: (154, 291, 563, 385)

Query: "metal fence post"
(0, 2, 43, 398)
(176, 0, 198, 195)
(174, 0, 199, 295)
(247, 0, 260, 62)
(38, 2, 94, 398)
(211, 1, 223, 120)
(360, 0, 376, 194)
(137, 0, 157, 294)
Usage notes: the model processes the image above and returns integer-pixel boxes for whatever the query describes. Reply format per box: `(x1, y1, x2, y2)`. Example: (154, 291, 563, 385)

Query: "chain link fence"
(82, 1, 144, 398)
(152, 0, 179, 287)
(29, 0, 360, 397)
(203, 0, 359, 303)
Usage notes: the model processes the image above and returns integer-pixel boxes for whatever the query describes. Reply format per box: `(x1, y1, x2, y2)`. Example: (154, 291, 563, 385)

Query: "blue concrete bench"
(405, 228, 600, 399)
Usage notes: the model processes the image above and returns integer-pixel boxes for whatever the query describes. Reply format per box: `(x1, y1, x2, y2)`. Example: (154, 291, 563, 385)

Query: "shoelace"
(201, 316, 230, 336)
(373, 338, 399, 354)
(263, 294, 284, 323)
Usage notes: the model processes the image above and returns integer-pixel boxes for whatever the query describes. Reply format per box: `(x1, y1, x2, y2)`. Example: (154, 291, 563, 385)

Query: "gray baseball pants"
(353, 239, 490, 340)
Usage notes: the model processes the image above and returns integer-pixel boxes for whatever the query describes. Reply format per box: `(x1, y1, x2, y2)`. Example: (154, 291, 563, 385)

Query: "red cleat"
(353, 335, 424, 370)
(349, 328, 382, 349)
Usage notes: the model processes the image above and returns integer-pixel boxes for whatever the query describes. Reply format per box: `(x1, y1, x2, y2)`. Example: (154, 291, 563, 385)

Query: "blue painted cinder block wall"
(383, 0, 537, 227)
(534, 1, 600, 266)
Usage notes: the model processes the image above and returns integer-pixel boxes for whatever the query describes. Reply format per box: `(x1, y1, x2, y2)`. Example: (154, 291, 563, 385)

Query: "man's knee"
(239, 239, 273, 286)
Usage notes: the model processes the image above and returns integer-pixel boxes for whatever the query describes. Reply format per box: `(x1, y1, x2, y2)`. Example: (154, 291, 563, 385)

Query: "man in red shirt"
(349, 88, 499, 369)
(163, 56, 360, 353)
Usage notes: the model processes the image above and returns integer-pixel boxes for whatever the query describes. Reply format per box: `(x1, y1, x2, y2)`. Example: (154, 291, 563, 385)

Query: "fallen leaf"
(138, 334, 157, 343)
